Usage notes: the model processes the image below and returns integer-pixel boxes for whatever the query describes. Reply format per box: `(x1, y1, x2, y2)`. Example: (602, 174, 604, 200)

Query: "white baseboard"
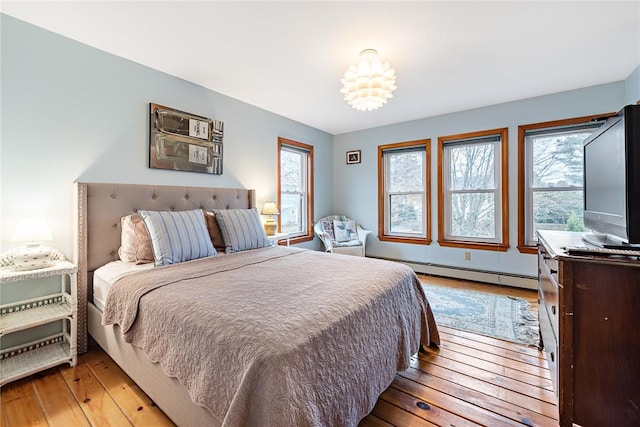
(371, 257, 538, 290)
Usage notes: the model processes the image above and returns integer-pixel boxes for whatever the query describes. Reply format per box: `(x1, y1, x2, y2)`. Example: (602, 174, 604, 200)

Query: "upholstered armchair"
(313, 215, 371, 257)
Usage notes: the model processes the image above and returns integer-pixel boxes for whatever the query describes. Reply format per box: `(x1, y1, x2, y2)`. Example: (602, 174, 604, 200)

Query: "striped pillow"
(138, 209, 216, 266)
(212, 208, 271, 253)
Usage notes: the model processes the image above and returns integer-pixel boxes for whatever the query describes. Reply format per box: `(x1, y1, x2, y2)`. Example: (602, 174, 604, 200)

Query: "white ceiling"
(3, 1, 640, 135)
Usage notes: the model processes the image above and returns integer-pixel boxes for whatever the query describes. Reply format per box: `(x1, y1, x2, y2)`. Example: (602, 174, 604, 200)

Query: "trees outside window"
(438, 128, 509, 251)
(278, 137, 313, 243)
(378, 140, 431, 244)
(517, 114, 610, 253)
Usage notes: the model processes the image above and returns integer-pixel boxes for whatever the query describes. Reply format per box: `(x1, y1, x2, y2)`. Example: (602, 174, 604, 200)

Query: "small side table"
(0, 260, 78, 386)
(266, 232, 290, 246)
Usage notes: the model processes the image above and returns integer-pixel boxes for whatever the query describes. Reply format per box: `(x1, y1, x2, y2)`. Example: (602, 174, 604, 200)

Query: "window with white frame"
(438, 128, 508, 250)
(521, 121, 604, 248)
(378, 140, 430, 244)
(278, 138, 313, 241)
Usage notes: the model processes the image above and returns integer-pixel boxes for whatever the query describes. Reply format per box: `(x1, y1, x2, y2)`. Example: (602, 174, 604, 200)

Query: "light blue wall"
(2, 14, 637, 281)
(625, 65, 640, 104)
(0, 15, 333, 256)
(334, 82, 627, 277)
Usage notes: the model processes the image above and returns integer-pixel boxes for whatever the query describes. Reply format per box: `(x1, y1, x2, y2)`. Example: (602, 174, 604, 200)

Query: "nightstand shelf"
(0, 260, 77, 386)
(0, 334, 72, 384)
(1, 295, 73, 335)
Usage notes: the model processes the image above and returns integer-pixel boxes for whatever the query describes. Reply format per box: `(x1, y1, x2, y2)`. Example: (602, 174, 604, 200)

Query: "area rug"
(422, 284, 539, 346)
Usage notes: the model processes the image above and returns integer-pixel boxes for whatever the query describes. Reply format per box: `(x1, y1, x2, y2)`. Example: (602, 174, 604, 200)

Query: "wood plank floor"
(1, 275, 558, 426)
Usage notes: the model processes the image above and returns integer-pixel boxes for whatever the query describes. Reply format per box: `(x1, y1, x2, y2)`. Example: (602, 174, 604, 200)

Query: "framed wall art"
(346, 150, 361, 165)
(149, 103, 224, 174)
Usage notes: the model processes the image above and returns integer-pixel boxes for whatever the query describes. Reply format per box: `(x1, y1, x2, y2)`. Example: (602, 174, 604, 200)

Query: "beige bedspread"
(102, 246, 439, 427)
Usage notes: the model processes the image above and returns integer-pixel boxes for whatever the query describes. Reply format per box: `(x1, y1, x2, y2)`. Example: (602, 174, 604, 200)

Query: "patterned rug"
(422, 283, 539, 346)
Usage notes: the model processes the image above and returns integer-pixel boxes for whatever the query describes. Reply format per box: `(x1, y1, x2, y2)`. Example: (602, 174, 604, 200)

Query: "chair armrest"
(356, 226, 372, 244)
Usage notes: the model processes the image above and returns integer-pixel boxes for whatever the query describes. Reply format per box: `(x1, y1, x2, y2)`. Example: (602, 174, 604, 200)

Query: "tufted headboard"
(73, 182, 256, 353)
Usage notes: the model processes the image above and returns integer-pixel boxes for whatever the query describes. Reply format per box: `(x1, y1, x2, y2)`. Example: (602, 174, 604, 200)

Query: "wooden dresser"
(537, 230, 640, 427)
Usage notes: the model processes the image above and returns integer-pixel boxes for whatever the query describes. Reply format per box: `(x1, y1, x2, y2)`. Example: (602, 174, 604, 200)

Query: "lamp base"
(263, 222, 277, 236)
(13, 245, 53, 271)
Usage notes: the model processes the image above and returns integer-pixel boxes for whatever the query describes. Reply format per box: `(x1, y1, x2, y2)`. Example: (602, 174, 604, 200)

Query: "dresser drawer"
(538, 245, 558, 283)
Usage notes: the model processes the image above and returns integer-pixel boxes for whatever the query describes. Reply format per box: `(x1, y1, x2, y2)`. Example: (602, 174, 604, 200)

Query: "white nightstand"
(266, 232, 290, 246)
(0, 260, 78, 386)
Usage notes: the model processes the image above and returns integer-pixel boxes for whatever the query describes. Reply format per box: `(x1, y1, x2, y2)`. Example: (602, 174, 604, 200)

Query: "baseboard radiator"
(369, 256, 538, 290)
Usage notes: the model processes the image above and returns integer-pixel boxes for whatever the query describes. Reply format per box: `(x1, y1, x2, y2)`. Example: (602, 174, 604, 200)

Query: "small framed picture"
(346, 150, 361, 165)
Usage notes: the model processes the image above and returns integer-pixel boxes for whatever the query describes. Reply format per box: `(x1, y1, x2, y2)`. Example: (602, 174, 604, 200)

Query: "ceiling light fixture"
(340, 49, 397, 112)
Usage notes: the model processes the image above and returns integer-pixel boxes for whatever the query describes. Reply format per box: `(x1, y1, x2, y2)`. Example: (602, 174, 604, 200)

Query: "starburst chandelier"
(340, 49, 397, 112)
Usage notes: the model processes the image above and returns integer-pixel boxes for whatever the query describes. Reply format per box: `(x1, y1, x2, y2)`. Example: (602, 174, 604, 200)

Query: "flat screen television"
(582, 104, 640, 248)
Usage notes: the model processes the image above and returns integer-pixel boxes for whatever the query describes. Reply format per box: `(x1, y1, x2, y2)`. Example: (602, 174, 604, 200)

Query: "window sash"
(447, 191, 496, 240)
(280, 191, 305, 235)
(387, 192, 425, 236)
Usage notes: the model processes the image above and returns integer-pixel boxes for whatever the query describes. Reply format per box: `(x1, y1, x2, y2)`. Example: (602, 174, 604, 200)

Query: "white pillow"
(212, 208, 271, 253)
(117, 213, 154, 264)
(333, 219, 358, 242)
(138, 209, 216, 266)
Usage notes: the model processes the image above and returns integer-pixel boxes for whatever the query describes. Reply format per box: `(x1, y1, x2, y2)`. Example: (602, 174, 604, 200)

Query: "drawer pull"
(551, 305, 556, 315)
(550, 352, 555, 362)
(549, 268, 557, 274)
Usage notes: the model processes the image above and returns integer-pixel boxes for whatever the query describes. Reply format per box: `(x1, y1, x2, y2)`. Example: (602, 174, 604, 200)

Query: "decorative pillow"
(320, 220, 335, 240)
(118, 215, 138, 263)
(333, 219, 358, 242)
(118, 214, 154, 264)
(138, 209, 216, 266)
(212, 208, 271, 253)
(204, 211, 226, 252)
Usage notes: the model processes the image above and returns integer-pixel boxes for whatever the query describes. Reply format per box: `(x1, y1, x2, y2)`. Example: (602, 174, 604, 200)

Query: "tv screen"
(583, 104, 640, 247)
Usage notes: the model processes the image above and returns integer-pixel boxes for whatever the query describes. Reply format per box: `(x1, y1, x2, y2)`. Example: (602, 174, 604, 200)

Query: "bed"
(73, 182, 439, 426)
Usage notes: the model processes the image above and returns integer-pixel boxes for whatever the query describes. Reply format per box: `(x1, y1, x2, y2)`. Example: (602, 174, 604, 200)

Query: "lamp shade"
(261, 202, 279, 216)
(12, 219, 52, 244)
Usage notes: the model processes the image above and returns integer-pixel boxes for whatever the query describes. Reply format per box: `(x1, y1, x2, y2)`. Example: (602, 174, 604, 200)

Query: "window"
(278, 137, 314, 243)
(438, 128, 509, 251)
(378, 140, 431, 244)
(517, 114, 611, 253)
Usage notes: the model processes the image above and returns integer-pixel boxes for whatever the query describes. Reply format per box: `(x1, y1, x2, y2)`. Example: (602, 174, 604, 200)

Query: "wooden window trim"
(516, 113, 614, 254)
(377, 139, 431, 245)
(277, 137, 314, 244)
(437, 128, 509, 252)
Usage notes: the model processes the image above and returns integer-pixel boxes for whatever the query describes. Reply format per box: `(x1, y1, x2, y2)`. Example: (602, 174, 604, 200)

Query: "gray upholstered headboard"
(73, 182, 256, 353)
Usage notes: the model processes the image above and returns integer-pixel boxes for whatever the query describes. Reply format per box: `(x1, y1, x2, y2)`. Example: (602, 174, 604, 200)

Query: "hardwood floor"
(1, 275, 557, 426)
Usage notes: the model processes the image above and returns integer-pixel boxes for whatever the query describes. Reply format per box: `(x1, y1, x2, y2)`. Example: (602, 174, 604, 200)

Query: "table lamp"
(260, 202, 279, 236)
(11, 219, 54, 270)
